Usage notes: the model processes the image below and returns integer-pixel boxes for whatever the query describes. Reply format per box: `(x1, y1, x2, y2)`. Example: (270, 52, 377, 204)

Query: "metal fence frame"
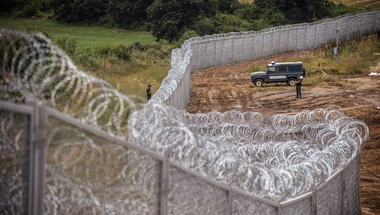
(159, 10, 380, 110)
(0, 100, 362, 215)
(1, 9, 374, 215)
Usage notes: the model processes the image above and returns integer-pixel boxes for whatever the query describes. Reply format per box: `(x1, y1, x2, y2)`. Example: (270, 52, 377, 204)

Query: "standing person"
(146, 84, 152, 101)
(295, 75, 302, 98)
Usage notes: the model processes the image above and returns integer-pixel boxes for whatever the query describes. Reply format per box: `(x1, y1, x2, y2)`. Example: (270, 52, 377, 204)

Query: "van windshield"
(265, 66, 275, 73)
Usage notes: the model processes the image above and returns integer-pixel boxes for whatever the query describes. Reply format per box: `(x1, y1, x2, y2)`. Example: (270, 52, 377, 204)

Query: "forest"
(1, 0, 357, 42)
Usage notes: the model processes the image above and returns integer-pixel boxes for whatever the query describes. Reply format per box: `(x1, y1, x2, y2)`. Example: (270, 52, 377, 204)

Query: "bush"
(55, 36, 78, 56)
(97, 44, 131, 61)
(192, 19, 218, 36)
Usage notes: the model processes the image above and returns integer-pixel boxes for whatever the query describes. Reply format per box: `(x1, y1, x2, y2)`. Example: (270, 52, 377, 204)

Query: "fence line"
(0, 10, 375, 215)
(153, 9, 380, 110)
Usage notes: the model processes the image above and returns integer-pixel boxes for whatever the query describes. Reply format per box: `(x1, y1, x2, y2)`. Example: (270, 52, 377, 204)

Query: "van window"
(266, 66, 275, 73)
(289, 65, 302, 72)
(279, 66, 287, 72)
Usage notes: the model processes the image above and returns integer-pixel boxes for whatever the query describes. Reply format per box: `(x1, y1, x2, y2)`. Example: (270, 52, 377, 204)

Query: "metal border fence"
(153, 9, 380, 110)
(0, 100, 363, 215)
(1, 9, 375, 215)
(0, 100, 361, 215)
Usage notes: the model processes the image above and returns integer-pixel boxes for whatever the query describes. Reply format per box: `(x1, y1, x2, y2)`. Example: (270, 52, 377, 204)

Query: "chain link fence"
(0, 9, 376, 215)
(153, 10, 380, 110)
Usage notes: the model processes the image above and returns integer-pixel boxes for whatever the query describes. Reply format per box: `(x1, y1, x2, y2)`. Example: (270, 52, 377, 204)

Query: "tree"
(253, 0, 332, 24)
(107, 0, 154, 28)
(51, 0, 108, 23)
(218, 0, 240, 14)
(146, 0, 218, 42)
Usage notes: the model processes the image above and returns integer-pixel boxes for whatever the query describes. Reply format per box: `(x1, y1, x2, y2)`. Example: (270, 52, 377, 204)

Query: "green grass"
(0, 18, 172, 99)
(335, 0, 380, 9)
(0, 18, 157, 52)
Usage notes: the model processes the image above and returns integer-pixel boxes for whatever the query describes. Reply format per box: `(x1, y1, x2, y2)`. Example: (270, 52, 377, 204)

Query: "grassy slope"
(0, 18, 170, 99)
(0, 19, 157, 52)
(332, 0, 380, 9)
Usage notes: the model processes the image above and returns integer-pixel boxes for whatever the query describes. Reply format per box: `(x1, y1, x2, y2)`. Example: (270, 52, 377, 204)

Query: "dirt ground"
(186, 52, 380, 214)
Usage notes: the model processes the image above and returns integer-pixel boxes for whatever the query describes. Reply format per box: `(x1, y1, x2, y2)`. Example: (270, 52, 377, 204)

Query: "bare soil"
(186, 52, 380, 214)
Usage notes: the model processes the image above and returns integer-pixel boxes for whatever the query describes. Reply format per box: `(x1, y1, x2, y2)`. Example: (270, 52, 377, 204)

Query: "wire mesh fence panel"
(288, 29, 298, 52)
(233, 37, 244, 63)
(44, 116, 159, 215)
(254, 35, 263, 59)
(363, 13, 376, 35)
(279, 30, 289, 53)
(232, 193, 277, 215)
(305, 25, 316, 49)
(168, 166, 229, 215)
(343, 154, 361, 215)
(223, 38, 233, 65)
(315, 24, 327, 47)
(207, 41, 216, 69)
(243, 36, 253, 61)
(263, 33, 272, 56)
(215, 40, 224, 67)
(271, 31, 280, 55)
(349, 15, 362, 39)
(316, 171, 343, 215)
(281, 197, 312, 215)
(199, 43, 208, 70)
(326, 21, 338, 44)
(376, 13, 380, 30)
(338, 18, 349, 41)
(0, 110, 29, 215)
(296, 28, 306, 50)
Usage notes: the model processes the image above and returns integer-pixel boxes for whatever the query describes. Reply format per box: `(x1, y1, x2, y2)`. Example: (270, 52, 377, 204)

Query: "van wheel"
(287, 78, 296, 86)
(254, 79, 263, 87)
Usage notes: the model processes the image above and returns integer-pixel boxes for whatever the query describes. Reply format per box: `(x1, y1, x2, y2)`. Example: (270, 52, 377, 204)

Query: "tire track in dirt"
(186, 56, 380, 214)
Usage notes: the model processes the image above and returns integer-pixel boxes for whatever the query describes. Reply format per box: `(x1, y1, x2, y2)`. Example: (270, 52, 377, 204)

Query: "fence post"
(360, 14, 363, 36)
(271, 32, 273, 55)
(325, 23, 327, 44)
(295, 28, 298, 51)
(22, 110, 32, 215)
(314, 25, 317, 48)
(25, 98, 47, 215)
(252, 35, 255, 60)
(227, 188, 233, 215)
(158, 159, 169, 215)
(214, 40, 217, 67)
(304, 27, 307, 49)
(221, 39, 224, 66)
(197, 43, 200, 71)
(311, 191, 317, 215)
(279, 31, 282, 53)
(375, 13, 377, 32)
(261, 34, 264, 57)
(232, 38, 235, 63)
(242, 37, 245, 61)
(340, 169, 345, 215)
(287, 30, 290, 52)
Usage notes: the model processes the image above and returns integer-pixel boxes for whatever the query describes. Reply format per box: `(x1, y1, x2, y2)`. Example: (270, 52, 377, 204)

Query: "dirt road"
(186, 53, 380, 214)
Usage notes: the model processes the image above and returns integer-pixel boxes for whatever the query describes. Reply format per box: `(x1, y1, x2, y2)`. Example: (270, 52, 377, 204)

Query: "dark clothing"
(296, 85, 301, 98)
(146, 88, 151, 100)
(377, 29, 380, 39)
(296, 78, 302, 98)
(296, 78, 302, 86)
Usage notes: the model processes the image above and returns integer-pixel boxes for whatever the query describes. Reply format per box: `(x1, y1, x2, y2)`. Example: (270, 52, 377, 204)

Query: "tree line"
(1, 0, 356, 42)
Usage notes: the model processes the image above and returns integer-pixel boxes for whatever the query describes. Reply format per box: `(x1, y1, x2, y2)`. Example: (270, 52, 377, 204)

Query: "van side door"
(277, 65, 288, 82)
(288, 65, 302, 78)
(265, 66, 278, 82)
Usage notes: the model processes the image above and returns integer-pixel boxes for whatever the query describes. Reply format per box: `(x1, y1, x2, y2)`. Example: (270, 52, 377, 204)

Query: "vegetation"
(246, 34, 380, 91)
(0, 0, 378, 98)
(1, 0, 365, 43)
